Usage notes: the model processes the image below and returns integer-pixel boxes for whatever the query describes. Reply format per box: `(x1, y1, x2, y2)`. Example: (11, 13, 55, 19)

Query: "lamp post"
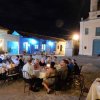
(72, 34, 79, 55)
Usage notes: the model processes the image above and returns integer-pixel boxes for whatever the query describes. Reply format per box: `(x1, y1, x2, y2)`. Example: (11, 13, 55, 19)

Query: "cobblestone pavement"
(0, 80, 85, 100)
(0, 55, 100, 100)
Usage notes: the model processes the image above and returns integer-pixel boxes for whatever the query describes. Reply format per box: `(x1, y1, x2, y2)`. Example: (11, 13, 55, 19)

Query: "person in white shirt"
(22, 58, 36, 91)
(22, 58, 34, 79)
(0, 54, 5, 60)
(23, 57, 43, 92)
(12, 56, 19, 67)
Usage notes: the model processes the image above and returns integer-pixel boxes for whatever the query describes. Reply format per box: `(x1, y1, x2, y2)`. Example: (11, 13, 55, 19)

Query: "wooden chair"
(79, 74, 88, 100)
(73, 74, 88, 100)
(57, 69, 69, 90)
(0, 72, 8, 86)
(79, 65, 83, 74)
(7, 68, 20, 82)
(22, 71, 32, 95)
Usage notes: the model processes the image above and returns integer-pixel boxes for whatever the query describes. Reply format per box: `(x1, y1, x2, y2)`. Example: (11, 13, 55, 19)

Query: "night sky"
(0, 0, 90, 38)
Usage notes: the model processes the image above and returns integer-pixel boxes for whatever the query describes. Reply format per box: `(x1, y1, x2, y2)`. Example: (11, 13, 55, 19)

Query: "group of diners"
(0, 54, 81, 94)
(0, 55, 25, 80)
(22, 55, 81, 93)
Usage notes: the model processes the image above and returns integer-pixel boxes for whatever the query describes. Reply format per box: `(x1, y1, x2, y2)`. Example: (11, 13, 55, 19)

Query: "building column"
(90, 0, 98, 12)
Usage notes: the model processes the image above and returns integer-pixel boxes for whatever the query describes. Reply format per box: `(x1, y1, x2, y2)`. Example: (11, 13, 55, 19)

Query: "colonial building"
(79, 0, 100, 55)
(0, 28, 64, 55)
(19, 36, 56, 55)
(0, 27, 74, 56)
(0, 29, 19, 55)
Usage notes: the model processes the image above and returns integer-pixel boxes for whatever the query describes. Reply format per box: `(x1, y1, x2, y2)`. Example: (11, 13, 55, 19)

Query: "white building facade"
(0, 29, 19, 54)
(0, 28, 74, 56)
(56, 40, 73, 56)
(79, 0, 100, 56)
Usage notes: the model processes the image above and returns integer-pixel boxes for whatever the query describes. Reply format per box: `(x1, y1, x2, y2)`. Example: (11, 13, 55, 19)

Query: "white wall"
(55, 40, 73, 56)
(79, 18, 100, 56)
(0, 29, 8, 35)
(65, 40, 73, 57)
(0, 34, 19, 53)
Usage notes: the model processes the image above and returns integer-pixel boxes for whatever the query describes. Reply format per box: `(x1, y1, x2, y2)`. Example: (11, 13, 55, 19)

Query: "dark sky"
(0, 0, 90, 38)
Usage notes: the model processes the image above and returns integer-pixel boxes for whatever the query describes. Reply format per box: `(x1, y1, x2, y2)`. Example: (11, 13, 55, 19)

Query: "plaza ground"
(0, 55, 100, 100)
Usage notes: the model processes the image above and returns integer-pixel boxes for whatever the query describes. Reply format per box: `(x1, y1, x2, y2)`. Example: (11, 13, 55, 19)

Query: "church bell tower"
(89, 0, 100, 19)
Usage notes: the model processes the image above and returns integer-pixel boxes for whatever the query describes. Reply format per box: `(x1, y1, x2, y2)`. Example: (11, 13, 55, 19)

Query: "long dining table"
(33, 69, 46, 79)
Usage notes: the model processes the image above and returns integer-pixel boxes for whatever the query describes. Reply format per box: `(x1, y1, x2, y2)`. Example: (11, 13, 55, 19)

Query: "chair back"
(22, 71, 32, 79)
(79, 74, 88, 92)
(60, 69, 68, 81)
(8, 67, 16, 75)
(78, 74, 89, 100)
(79, 65, 83, 73)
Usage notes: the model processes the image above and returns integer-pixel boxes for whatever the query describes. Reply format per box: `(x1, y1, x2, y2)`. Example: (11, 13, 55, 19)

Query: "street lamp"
(72, 33, 79, 55)
(72, 34, 79, 41)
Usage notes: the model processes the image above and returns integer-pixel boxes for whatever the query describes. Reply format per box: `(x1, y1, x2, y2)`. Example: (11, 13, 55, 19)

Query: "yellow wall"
(56, 41, 66, 55)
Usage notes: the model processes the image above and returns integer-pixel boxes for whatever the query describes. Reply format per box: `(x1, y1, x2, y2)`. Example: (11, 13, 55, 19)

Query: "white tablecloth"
(86, 78, 100, 100)
(33, 70, 46, 79)
(39, 71, 46, 79)
(33, 70, 40, 77)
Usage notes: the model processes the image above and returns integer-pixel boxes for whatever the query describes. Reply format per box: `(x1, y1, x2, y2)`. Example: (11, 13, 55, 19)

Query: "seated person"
(67, 58, 74, 76)
(0, 54, 5, 61)
(59, 59, 68, 82)
(11, 55, 20, 73)
(22, 58, 36, 91)
(45, 56, 51, 64)
(0, 59, 3, 68)
(18, 55, 25, 73)
(51, 56, 58, 64)
(19, 55, 24, 68)
(29, 54, 33, 60)
(53, 59, 68, 90)
(34, 59, 41, 70)
(29, 55, 34, 65)
(12, 55, 19, 67)
(23, 58, 42, 91)
(51, 62, 55, 68)
(6, 60, 15, 69)
(42, 63, 56, 94)
(72, 59, 80, 75)
(0, 58, 2, 64)
(33, 68, 43, 90)
(39, 58, 46, 67)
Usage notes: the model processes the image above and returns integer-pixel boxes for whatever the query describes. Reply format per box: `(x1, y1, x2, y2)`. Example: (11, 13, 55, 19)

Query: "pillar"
(90, 0, 98, 12)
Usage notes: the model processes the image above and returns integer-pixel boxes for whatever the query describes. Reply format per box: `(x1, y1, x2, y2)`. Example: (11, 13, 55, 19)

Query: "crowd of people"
(0, 54, 81, 94)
